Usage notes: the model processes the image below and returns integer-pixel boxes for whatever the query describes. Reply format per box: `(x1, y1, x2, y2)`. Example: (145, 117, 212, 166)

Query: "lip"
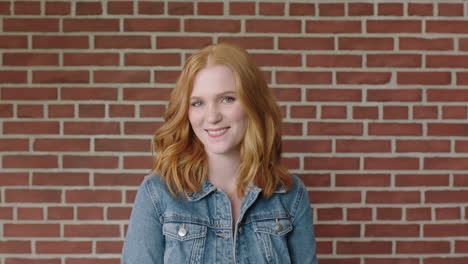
(205, 127, 229, 138)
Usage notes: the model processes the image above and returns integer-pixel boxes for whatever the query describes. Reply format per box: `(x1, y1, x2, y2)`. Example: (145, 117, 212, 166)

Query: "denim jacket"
(121, 173, 317, 264)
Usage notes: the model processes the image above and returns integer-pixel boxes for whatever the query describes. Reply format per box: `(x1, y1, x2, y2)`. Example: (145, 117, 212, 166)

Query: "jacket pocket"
(253, 218, 293, 264)
(163, 222, 207, 264)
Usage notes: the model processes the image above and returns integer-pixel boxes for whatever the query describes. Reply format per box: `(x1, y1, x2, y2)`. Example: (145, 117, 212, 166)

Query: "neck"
(206, 150, 241, 194)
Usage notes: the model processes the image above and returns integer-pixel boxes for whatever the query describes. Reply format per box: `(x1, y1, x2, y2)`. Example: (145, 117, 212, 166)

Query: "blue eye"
(223, 96, 235, 103)
(191, 101, 203, 107)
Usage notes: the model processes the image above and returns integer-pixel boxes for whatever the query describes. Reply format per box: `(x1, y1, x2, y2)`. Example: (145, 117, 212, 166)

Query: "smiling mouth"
(206, 127, 229, 137)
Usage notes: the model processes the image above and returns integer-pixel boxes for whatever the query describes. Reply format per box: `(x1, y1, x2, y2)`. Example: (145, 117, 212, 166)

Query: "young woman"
(121, 43, 317, 263)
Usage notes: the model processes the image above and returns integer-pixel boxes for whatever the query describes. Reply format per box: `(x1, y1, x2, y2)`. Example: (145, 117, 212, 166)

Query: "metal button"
(238, 226, 243, 234)
(274, 219, 283, 232)
(178, 224, 187, 237)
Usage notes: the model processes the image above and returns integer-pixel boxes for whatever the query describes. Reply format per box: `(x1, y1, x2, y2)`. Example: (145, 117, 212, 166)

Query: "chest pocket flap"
(253, 218, 293, 236)
(163, 222, 207, 241)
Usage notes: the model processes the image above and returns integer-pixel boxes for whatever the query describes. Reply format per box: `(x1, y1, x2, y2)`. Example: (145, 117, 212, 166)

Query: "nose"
(206, 104, 222, 124)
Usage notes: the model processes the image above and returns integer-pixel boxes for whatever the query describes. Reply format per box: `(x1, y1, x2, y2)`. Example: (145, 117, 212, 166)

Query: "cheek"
(188, 110, 201, 128)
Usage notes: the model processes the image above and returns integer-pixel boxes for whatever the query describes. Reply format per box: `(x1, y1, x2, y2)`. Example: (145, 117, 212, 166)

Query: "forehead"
(191, 65, 237, 95)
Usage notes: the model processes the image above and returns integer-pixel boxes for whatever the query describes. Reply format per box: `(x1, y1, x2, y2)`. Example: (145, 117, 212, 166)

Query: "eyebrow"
(189, 91, 237, 100)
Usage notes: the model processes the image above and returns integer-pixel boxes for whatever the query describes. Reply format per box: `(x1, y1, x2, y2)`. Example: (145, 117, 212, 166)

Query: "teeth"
(207, 128, 228, 135)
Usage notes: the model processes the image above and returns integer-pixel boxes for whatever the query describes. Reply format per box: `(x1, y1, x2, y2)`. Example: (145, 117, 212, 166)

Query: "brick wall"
(1, 0, 468, 263)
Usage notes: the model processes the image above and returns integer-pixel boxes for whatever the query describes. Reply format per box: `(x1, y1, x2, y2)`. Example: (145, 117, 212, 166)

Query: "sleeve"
(287, 177, 318, 264)
(121, 177, 165, 264)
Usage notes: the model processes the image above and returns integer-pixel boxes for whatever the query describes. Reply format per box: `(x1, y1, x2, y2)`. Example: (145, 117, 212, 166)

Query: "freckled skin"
(188, 65, 248, 156)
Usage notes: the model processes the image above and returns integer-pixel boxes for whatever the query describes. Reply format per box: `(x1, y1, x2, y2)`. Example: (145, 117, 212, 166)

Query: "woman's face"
(188, 65, 248, 157)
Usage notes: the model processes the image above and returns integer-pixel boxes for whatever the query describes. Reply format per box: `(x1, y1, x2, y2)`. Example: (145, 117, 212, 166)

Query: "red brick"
(18, 208, 43, 220)
(458, 72, 468, 85)
(439, 4, 464, 16)
(252, 53, 301, 67)
(317, 208, 343, 221)
(308, 122, 362, 136)
(365, 157, 419, 170)
(319, 3, 344, 16)
(78, 207, 103, 220)
(95, 139, 150, 152)
(427, 55, 468, 68)
(95, 36, 150, 49)
(0, 139, 29, 152)
(197, 2, 223, 15)
(307, 21, 361, 33)
(366, 224, 419, 237)
(395, 174, 449, 187)
(108, 1, 133, 14)
(0, 241, 31, 253)
(33, 172, 89, 186)
(348, 3, 373, 16)
(123, 88, 171, 100)
(443, 106, 467, 119)
(96, 241, 124, 253)
(123, 155, 152, 169)
(94, 173, 144, 186)
(0, 71, 27, 83)
(455, 240, 468, 253)
(4, 121, 59, 135)
(425, 157, 468, 169)
(271, 88, 301, 102)
(426, 190, 468, 203)
(48, 207, 74, 220)
(425, 257, 468, 264)
(3, 155, 58, 169)
(298, 173, 330, 187)
(305, 157, 360, 170)
(4, 19, 59, 32)
(33, 35, 88, 49)
(48, 104, 74, 118)
(64, 53, 119, 66)
(428, 123, 468, 136)
(366, 191, 420, 204)
(0, 104, 13, 117)
(63, 156, 118, 169)
(337, 241, 392, 254)
(259, 2, 284, 16)
(397, 241, 450, 254)
(17, 105, 43, 118)
(376, 208, 403, 220)
(367, 54, 421, 67)
(36, 241, 92, 254)
(282, 139, 331, 153)
(279, 37, 333, 50)
(155, 70, 179, 83)
(64, 224, 119, 237)
(76, 1, 102, 15)
(307, 89, 361, 102)
(0, 173, 28, 186)
(186, 19, 240, 33)
(4, 224, 60, 237)
(229, 2, 255, 15)
(64, 122, 120, 135)
(62, 87, 117, 100)
(125, 53, 180, 66)
(309, 191, 361, 204)
(65, 257, 120, 264)
(218, 37, 271, 50)
(347, 208, 372, 221)
(108, 207, 132, 220)
(427, 20, 468, 33)
(46, 1, 71, 15)
(158, 36, 212, 49)
(138, 1, 164, 14)
(397, 139, 450, 153)
(0, 36, 28, 49)
(124, 18, 179, 32)
(289, 3, 314, 16)
(321, 105, 346, 119)
(79, 104, 105, 118)
(367, 20, 421, 33)
(367, 89, 421, 102)
(413, 106, 438, 119)
(94, 70, 149, 83)
(64, 18, 119, 32)
(34, 138, 89, 152)
(383, 106, 408, 119)
(454, 174, 468, 186)
(407, 207, 431, 221)
(424, 224, 468, 237)
(315, 224, 360, 238)
(369, 123, 422, 136)
(124, 121, 163, 135)
(4, 53, 58, 66)
(110, 104, 135, 117)
(14, 1, 41, 14)
(277, 71, 332, 84)
(340, 37, 393, 50)
(168, 2, 193, 15)
(400, 37, 453, 51)
(308, 55, 361, 67)
(336, 173, 390, 187)
(428, 89, 468, 102)
(337, 72, 391, 84)
(290, 106, 316, 118)
(378, 3, 403, 16)
(5, 189, 61, 203)
(0, 1, 10, 14)
(408, 3, 433, 16)
(436, 207, 461, 220)
(33, 71, 89, 84)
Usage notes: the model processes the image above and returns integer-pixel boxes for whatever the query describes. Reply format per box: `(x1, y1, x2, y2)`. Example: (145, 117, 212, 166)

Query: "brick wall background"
(1, 0, 468, 263)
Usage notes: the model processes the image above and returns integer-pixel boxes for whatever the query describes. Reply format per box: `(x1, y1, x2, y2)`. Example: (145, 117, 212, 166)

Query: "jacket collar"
(185, 178, 286, 202)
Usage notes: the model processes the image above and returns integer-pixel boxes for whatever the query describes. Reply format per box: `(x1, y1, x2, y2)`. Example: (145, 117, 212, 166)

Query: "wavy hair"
(152, 42, 292, 199)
